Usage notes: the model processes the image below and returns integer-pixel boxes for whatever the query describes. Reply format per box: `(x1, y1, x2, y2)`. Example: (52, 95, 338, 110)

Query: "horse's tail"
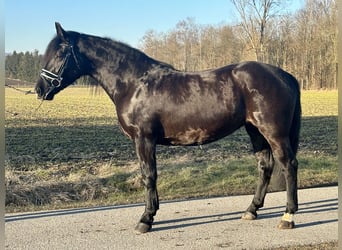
(289, 79, 301, 156)
(269, 74, 301, 191)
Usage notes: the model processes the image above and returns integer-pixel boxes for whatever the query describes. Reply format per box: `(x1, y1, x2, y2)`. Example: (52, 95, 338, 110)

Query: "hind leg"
(242, 123, 274, 220)
(269, 138, 298, 229)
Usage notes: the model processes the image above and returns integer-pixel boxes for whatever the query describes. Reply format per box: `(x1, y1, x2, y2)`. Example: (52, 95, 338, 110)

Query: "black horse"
(36, 23, 301, 233)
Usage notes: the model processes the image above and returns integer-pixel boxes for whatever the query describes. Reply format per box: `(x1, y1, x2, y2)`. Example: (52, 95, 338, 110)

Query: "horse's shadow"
(152, 197, 338, 232)
(5, 197, 337, 231)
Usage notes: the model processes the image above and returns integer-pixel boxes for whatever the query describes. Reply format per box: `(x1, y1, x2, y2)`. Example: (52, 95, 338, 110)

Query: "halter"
(40, 44, 80, 93)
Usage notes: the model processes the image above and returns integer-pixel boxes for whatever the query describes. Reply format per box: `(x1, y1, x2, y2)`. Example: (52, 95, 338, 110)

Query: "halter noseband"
(40, 44, 80, 92)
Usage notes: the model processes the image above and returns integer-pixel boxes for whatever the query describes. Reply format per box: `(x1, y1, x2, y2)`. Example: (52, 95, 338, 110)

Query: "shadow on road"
(5, 202, 145, 222)
(6, 195, 337, 233)
(151, 197, 337, 232)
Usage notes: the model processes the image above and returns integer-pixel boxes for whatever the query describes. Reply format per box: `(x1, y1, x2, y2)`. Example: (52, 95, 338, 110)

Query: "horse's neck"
(79, 36, 153, 101)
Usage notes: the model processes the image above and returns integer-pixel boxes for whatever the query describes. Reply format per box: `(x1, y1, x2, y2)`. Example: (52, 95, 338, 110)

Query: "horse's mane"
(79, 32, 175, 70)
(44, 29, 175, 72)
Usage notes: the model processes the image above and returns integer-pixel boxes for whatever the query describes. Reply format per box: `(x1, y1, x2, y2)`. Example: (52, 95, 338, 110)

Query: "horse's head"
(35, 22, 83, 100)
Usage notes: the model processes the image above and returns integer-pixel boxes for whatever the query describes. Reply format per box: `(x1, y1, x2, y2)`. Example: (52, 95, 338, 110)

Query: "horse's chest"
(116, 99, 153, 139)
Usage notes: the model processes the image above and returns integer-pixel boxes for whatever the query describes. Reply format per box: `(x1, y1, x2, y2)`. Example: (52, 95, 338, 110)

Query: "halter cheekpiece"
(40, 44, 80, 91)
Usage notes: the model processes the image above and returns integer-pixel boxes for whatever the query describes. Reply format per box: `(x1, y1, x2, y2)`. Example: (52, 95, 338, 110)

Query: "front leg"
(134, 136, 159, 233)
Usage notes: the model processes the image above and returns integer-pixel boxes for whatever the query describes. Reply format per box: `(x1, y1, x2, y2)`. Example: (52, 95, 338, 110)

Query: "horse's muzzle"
(35, 86, 54, 101)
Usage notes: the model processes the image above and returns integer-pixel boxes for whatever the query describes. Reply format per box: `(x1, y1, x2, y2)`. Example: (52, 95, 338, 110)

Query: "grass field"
(5, 87, 338, 212)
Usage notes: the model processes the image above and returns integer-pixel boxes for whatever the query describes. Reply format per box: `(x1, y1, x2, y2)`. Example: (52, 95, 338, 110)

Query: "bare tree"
(294, 0, 337, 89)
(231, 0, 286, 61)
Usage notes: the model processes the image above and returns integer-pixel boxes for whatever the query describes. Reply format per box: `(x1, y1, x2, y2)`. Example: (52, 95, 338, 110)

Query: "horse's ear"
(55, 22, 68, 43)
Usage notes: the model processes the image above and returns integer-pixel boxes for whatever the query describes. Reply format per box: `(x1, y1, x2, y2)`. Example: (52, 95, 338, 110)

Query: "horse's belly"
(167, 127, 212, 145)
(160, 118, 244, 146)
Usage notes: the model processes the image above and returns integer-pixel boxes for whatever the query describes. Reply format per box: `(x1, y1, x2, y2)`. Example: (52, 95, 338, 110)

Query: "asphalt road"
(5, 186, 338, 250)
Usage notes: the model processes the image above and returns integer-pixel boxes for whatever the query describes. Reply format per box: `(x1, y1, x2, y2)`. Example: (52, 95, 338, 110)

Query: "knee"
(291, 158, 298, 169)
(143, 177, 157, 189)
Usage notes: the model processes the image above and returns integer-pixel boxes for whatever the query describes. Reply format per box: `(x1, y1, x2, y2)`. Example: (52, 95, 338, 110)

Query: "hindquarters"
(232, 61, 301, 155)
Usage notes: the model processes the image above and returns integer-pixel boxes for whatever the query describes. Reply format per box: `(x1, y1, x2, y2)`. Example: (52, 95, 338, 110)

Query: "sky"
(5, 0, 304, 53)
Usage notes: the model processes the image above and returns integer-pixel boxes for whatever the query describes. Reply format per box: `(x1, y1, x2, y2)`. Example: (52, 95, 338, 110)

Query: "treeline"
(5, 50, 42, 83)
(138, 0, 337, 89)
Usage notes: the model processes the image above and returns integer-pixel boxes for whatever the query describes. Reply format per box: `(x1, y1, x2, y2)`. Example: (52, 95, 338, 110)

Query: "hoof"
(135, 222, 152, 234)
(278, 213, 295, 229)
(277, 220, 295, 229)
(241, 211, 257, 220)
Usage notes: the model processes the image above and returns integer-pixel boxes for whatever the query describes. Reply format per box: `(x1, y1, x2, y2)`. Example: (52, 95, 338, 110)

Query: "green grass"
(5, 88, 338, 212)
(301, 90, 338, 116)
